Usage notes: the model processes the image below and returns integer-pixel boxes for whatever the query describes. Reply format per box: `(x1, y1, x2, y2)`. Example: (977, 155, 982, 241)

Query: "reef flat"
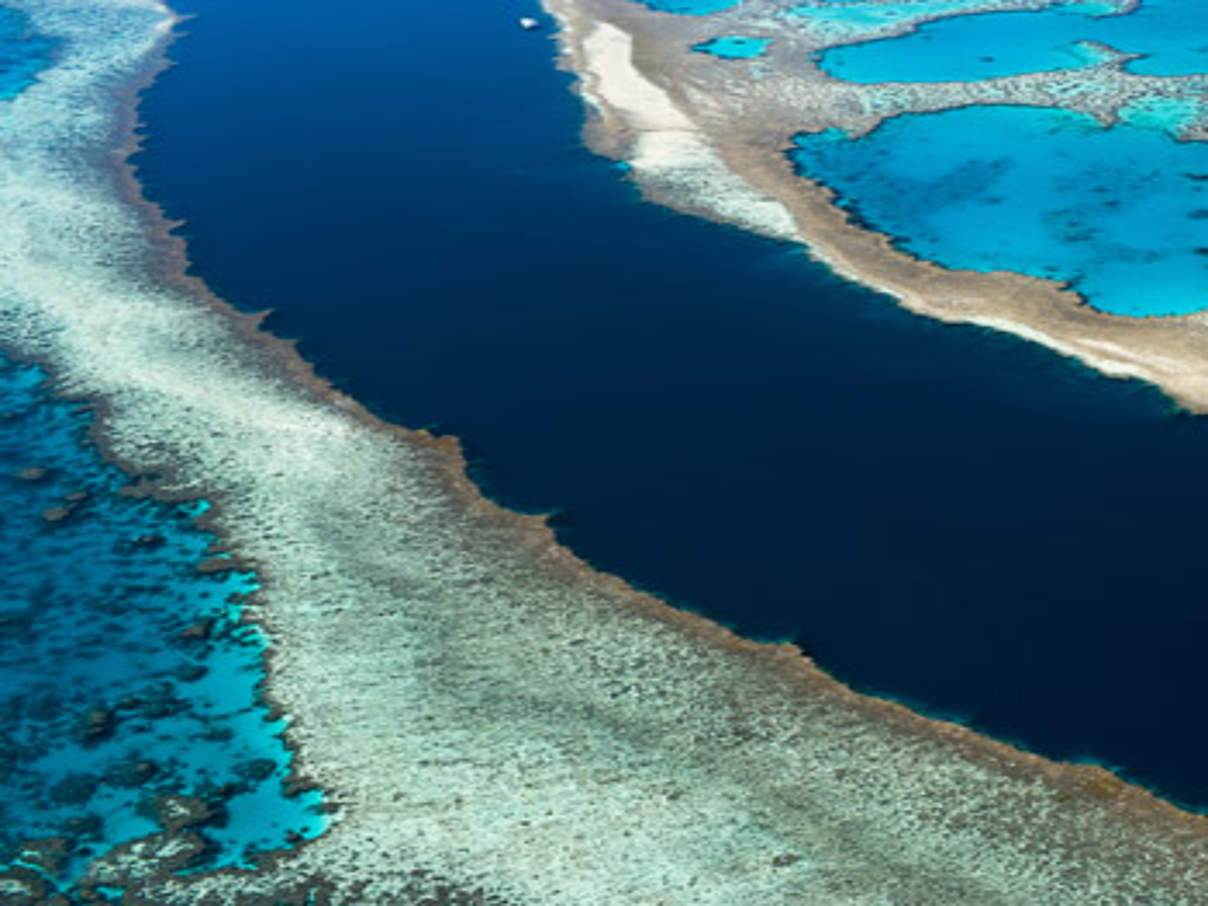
(4, 1, 1208, 904)
(544, 0, 1208, 408)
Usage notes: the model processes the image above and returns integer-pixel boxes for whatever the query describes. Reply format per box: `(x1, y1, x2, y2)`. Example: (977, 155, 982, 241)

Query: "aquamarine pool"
(693, 35, 773, 58)
(790, 0, 1010, 40)
(635, 0, 740, 13)
(815, 0, 1208, 81)
(791, 105, 1208, 315)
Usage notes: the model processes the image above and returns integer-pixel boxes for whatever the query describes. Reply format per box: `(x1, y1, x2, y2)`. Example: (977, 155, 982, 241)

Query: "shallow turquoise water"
(791, 0, 1002, 40)
(1119, 94, 1206, 133)
(791, 105, 1208, 315)
(635, 0, 739, 13)
(0, 357, 325, 889)
(817, 0, 1208, 81)
(693, 35, 773, 58)
(0, 6, 54, 99)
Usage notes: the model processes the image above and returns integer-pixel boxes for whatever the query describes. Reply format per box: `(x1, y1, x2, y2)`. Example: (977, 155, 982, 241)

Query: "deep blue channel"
(134, 0, 1208, 807)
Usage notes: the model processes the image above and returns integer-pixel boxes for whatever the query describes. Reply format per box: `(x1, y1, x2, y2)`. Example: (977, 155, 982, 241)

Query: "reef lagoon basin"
(791, 105, 1208, 316)
(814, 0, 1208, 81)
(0, 357, 325, 882)
(5, 0, 1208, 901)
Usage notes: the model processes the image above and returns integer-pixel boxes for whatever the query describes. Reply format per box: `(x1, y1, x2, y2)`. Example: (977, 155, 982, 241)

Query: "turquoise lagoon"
(818, 9, 1122, 81)
(638, 0, 740, 13)
(0, 356, 325, 887)
(693, 35, 773, 57)
(815, 0, 1208, 81)
(790, 0, 1014, 40)
(790, 105, 1208, 315)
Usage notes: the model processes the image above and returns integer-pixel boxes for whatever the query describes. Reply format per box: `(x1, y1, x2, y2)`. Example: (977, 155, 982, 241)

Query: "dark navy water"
(132, 0, 1208, 807)
(0, 357, 325, 889)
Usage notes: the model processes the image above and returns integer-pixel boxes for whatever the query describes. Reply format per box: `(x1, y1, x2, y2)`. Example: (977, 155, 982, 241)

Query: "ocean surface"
(126, 0, 1208, 810)
(0, 357, 325, 887)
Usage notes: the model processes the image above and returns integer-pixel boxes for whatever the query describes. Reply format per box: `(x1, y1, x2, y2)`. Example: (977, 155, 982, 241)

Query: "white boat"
(518, 16, 541, 30)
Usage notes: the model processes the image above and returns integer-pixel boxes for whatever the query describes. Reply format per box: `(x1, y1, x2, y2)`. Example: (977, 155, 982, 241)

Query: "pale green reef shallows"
(3, 0, 1208, 904)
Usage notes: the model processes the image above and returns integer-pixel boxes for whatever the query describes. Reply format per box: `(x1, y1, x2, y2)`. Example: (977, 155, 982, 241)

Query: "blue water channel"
(125, 0, 1208, 810)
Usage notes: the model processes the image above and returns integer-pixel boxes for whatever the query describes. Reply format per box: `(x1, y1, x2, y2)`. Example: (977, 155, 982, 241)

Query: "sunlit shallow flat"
(816, 0, 1208, 81)
(792, 105, 1208, 315)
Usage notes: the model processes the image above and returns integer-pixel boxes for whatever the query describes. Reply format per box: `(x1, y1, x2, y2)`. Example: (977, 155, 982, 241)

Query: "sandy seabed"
(3, 0, 1208, 903)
